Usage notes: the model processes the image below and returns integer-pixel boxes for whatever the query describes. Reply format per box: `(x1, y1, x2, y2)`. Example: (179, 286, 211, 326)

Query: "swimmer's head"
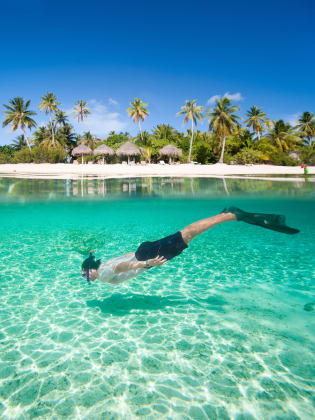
(81, 250, 101, 283)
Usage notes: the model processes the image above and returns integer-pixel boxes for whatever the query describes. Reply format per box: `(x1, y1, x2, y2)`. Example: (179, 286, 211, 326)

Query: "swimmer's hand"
(147, 256, 167, 267)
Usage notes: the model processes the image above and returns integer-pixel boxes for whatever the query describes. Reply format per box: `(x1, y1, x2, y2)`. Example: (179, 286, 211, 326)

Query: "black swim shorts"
(135, 231, 188, 261)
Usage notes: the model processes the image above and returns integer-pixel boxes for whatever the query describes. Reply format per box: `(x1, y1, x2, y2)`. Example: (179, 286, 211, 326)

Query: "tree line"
(1, 94, 314, 165)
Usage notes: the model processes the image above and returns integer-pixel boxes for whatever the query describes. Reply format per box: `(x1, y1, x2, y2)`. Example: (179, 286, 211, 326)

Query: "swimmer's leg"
(180, 212, 236, 244)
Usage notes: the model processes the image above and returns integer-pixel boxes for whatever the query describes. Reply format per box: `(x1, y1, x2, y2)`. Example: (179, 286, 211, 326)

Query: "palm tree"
(177, 100, 204, 162)
(141, 146, 153, 163)
(127, 98, 149, 141)
(206, 97, 240, 163)
(33, 125, 62, 148)
(54, 110, 68, 129)
(39, 93, 60, 147)
(153, 124, 178, 142)
(244, 106, 269, 139)
(263, 120, 303, 152)
(296, 112, 315, 145)
(73, 100, 91, 123)
(11, 135, 27, 151)
(3, 97, 37, 150)
(56, 124, 77, 154)
(135, 130, 152, 147)
(227, 124, 255, 153)
(78, 131, 97, 149)
(33, 126, 50, 146)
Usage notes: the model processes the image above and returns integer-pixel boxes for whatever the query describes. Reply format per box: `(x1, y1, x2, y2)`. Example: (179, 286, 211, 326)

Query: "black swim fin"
(222, 206, 300, 235)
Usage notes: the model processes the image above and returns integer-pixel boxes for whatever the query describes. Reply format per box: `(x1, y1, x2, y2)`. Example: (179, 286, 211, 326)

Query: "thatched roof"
(93, 144, 115, 156)
(159, 144, 182, 157)
(72, 144, 92, 156)
(116, 142, 140, 157)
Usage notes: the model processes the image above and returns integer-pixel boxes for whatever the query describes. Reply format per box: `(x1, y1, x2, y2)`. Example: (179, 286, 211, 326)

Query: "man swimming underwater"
(81, 207, 299, 285)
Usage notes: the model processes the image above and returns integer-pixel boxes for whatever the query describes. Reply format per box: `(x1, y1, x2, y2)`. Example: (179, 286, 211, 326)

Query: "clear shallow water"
(0, 177, 314, 420)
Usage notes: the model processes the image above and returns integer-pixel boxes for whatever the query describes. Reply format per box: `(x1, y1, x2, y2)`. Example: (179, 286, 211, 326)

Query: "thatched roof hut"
(72, 144, 92, 163)
(116, 142, 140, 164)
(94, 144, 115, 164)
(159, 144, 182, 162)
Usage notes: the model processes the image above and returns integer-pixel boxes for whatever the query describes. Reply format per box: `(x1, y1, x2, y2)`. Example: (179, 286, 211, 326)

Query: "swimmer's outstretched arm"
(114, 255, 167, 274)
(88, 256, 167, 281)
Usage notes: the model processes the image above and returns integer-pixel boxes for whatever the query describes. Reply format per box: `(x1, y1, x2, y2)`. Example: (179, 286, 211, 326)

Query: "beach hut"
(159, 144, 182, 163)
(93, 144, 115, 164)
(72, 144, 92, 164)
(116, 142, 140, 164)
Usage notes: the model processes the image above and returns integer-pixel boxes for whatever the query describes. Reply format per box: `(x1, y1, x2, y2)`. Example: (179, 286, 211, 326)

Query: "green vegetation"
(1, 95, 314, 165)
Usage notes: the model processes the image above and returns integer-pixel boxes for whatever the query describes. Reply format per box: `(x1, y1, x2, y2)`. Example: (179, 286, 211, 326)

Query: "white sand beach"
(0, 163, 314, 180)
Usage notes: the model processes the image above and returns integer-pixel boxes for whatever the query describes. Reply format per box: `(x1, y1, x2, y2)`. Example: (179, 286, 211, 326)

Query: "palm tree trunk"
(22, 126, 31, 151)
(188, 120, 194, 163)
(50, 111, 55, 147)
(218, 135, 226, 163)
(138, 121, 143, 141)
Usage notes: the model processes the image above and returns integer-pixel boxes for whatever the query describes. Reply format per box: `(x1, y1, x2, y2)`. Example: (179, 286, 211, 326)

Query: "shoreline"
(0, 163, 314, 180)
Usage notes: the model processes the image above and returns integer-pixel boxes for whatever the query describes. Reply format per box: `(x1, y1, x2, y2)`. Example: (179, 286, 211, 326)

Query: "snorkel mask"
(82, 250, 101, 285)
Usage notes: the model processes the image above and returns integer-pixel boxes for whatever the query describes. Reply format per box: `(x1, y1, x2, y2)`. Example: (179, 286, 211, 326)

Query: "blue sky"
(0, 0, 314, 145)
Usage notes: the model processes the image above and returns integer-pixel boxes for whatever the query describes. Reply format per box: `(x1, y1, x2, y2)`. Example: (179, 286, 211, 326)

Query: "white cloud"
(224, 92, 243, 101)
(207, 92, 244, 105)
(70, 99, 127, 136)
(108, 98, 119, 106)
(207, 95, 221, 105)
(286, 112, 300, 126)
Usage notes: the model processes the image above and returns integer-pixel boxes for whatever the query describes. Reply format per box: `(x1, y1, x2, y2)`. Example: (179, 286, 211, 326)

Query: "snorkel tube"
(86, 250, 94, 284)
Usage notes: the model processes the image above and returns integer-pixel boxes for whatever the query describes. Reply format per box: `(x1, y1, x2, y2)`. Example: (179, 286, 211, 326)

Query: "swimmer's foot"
(222, 206, 300, 234)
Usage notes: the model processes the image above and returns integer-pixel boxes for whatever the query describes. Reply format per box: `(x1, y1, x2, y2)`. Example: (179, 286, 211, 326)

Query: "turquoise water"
(0, 177, 314, 420)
